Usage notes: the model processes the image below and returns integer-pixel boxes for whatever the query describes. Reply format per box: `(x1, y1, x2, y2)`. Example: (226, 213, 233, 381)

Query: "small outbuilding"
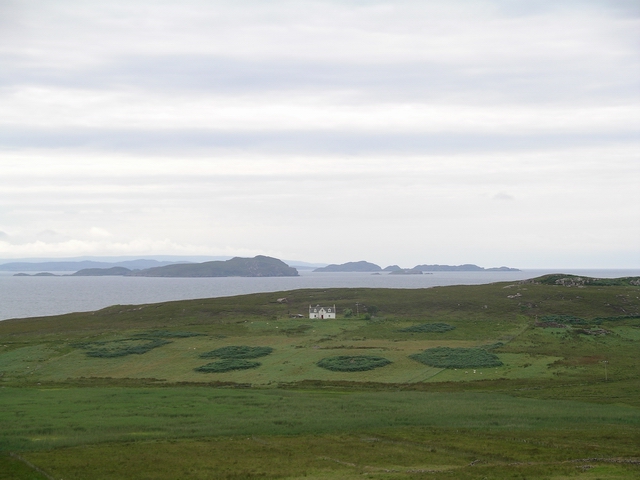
(309, 304, 336, 319)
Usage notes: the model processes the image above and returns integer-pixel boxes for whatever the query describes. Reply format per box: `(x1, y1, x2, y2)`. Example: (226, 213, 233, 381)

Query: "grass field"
(0, 275, 639, 478)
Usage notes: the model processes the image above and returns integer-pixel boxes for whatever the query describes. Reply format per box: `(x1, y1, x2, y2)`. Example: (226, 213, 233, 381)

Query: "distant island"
(13, 272, 58, 277)
(314, 261, 382, 272)
(389, 268, 424, 275)
(413, 264, 520, 272)
(73, 256, 299, 278)
(315, 261, 519, 273)
(71, 267, 132, 276)
(0, 259, 182, 272)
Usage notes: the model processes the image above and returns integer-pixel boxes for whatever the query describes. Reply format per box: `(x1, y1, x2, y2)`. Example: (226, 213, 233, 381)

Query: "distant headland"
(73, 256, 299, 278)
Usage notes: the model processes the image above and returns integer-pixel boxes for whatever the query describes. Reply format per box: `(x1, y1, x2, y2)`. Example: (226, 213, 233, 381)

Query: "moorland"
(0, 274, 639, 479)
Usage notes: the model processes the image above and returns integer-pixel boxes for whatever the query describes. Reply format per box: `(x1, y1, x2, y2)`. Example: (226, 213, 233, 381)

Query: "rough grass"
(19, 431, 640, 480)
(0, 453, 50, 480)
(397, 322, 455, 333)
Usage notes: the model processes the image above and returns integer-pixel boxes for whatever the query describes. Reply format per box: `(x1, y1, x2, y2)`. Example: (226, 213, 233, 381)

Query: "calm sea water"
(1, 269, 638, 321)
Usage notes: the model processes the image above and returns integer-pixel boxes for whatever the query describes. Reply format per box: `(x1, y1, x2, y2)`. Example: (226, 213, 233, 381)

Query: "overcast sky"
(1, 0, 638, 268)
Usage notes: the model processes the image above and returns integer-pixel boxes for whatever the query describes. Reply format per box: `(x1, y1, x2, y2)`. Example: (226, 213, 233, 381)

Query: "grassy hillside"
(0, 276, 639, 479)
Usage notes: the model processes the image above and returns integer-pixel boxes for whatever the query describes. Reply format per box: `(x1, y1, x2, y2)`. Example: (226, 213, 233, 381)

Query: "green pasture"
(2, 386, 639, 451)
(1, 387, 639, 479)
(0, 276, 639, 478)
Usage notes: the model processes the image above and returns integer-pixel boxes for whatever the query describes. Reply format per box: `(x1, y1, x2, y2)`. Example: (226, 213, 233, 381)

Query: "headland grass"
(0, 276, 638, 478)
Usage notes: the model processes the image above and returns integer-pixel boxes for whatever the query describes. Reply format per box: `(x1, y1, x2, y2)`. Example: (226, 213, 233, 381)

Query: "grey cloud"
(1, 128, 637, 155)
(493, 192, 515, 201)
(491, 0, 640, 17)
(0, 0, 637, 266)
(1, 1, 637, 106)
(1, 55, 637, 105)
(36, 230, 69, 243)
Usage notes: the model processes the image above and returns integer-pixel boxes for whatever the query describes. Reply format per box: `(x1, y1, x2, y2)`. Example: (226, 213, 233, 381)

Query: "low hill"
(0, 259, 180, 272)
(382, 265, 402, 272)
(526, 273, 640, 287)
(314, 261, 381, 272)
(130, 255, 298, 277)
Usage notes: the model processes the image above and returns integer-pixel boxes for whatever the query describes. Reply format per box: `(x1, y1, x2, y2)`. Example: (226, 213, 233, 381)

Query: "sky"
(1, 0, 639, 268)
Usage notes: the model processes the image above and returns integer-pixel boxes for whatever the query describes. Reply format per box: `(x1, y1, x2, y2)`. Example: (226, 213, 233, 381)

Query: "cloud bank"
(1, 0, 638, 267)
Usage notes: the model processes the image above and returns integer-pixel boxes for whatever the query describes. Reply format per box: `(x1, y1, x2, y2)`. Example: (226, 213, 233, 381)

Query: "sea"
(1, 268, 639, 321)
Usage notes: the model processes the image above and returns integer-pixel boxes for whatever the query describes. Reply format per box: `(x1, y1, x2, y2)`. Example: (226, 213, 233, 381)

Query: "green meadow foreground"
(1, 275, 639, 479)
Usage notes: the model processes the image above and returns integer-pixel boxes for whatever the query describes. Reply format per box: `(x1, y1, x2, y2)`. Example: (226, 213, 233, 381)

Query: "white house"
(309, 304, 336, 319)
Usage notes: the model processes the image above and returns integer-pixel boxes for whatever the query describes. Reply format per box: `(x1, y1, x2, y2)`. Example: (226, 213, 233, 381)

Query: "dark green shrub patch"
(592, 315, 640, 324)
(316, 355, 392, 372)
(72, 331, 202, 358)
(574, 327, 611, 336)
(533, 274, 640, 287)
(195, 359, 261, 373)
(537, 314, 586, 327)
(199, 345, 273, 359)
(77, 339, 171, 358)
(132, 330, 204, 339)
(410, 347, 503, 368)
(588, 277, 640, 286)
(398, 322, 455, 333)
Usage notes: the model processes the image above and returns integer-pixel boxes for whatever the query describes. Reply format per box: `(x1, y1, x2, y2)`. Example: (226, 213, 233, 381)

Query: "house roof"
(309, 304, 334, 312)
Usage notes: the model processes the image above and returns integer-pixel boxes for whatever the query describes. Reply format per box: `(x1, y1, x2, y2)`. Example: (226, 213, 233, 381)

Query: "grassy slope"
(0, 278, 639, 478)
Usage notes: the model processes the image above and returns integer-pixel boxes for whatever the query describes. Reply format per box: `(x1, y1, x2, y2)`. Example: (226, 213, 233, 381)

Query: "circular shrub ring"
(317, 355, 392, 372)
(199, 346, 273, 359)
(195, 359, 261, 373)
(409, 347, 502, 369)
